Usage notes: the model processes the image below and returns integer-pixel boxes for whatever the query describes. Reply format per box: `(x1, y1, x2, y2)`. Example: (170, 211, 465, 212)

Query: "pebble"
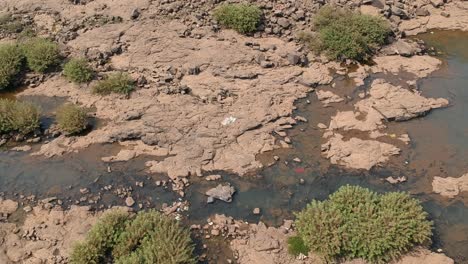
(125, 197, 135, 207)
(253, 208, 261, 215)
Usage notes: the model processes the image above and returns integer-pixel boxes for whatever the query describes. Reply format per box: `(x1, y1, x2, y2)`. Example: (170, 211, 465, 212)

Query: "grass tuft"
(0, 99, 40, 134)
(63, 58, 93, 83)
(93, 72, 135, 96)
(293, 185, 433, 263)
(56, 103, 89, 135)
(300, 6, 390, 61)
(213, 3, 262, 34)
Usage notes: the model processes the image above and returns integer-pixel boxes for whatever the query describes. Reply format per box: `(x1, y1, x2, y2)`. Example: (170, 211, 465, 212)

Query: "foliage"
(69, 209, 130, 264)
(0, 99, 40, 134)
(0, 43, 24, 90)
(22, 37, 60, 73)
(287, 235, 310, 256)
(70, 210, 196, 264)
(93, 72, 135, 96)
(63, 58, 93, 83)
(56, 104, 89, 135)
(302, 6, 390, 61)
(213, 3, 262, 34)
(294, 185, 433, 263)
(0, 13, 24, 34)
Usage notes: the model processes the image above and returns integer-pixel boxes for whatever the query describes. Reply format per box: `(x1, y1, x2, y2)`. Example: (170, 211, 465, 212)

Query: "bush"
(93, 72, 135, 96)
(70, 210, 196, 264)
(0, 14, 24, 34)
(302, 6, 390, 61)
(63, 58, 93, 83)
(293, 185, 432, 263)
(287, 236, 310, 257)
(69, 209, 130, 264)
(56, 104, 88, 135)
(213, 3, 262, 34)
(22, 37, 60, 73)
(0, 99, 40, 134)
(0, 43, 24, 90)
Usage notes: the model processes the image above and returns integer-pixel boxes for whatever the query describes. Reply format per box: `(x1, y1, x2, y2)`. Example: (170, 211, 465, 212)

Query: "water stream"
(1, 31, 467, 263)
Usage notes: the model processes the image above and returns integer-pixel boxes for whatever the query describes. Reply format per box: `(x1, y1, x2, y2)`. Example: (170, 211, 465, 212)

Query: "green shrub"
(0, 44, 24, 90)
(22, 37, 60, 73)
(70, 210, 196, 264)
(56, 104, 89, 135)
(213, 3, 262, 34)
(69, 209, 130, 264)
(287, 236, 310, 256)
(63, 58, 93, 83)
(0, 99, 40, 134)
(93, 72, 135, 96)
(302, 6, 390, 61)
(294, 185, 432, 263)
(0, 13, 24, 34)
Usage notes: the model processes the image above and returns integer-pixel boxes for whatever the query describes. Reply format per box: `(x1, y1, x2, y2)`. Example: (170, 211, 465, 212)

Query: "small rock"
(206, 184, 236, 203)
(130, 8, 141, 20)
(125, 197, 135, 207)
(207, 196, 215, 204)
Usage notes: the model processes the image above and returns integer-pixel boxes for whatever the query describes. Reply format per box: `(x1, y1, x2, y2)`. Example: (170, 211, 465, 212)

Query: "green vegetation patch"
(56, 104, 89, 135)
(287, 235, 310, 257)
(0, 99, 40, 134)
(213, 3, 262, 34)
(70, 210, 196, 264)
(292, 185, 432, 263)
(301, 6, 390, 61)
(63, 58, 93, 83)
(93, 72, 135, 96)
(0, 43, 24, 90)
(22, 37, 61, 73)
(0, 13, 24, 34)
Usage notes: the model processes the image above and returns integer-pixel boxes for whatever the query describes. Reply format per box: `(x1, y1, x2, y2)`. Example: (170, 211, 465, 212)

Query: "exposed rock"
(206, 184, 236, 203)
(329, 80, 449, 133)
(125, 196, 135, 207)
(381, 39, 422, 57)
(321, 134, 400, 170)
(316, 90, 344, 106)
(372, 55, 441, 78)
(0, 199, 18, 215)
(102, 141, 169, 162)
(432, 173, 468, 198)
(0, 206, 102, 263)
(386, 176, 408, 184)
(10, 145, 32, 152)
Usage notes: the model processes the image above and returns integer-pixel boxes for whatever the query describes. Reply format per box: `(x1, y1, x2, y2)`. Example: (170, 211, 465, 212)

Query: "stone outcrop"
(432, 173, 468, 198)
(321, 134, 401, 170)
(0, 205, 101, 263)
(206, 184, 236, 203)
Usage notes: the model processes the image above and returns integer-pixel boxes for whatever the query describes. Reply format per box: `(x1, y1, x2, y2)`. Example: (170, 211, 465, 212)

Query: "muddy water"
(1, 31, 468, 263)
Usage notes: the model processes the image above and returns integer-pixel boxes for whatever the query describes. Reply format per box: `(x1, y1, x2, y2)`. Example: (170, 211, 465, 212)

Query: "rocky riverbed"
(1, 0, 468, 263)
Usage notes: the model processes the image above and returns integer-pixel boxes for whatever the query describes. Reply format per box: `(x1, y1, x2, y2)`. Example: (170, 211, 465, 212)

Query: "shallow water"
(0, 31, 468, 263)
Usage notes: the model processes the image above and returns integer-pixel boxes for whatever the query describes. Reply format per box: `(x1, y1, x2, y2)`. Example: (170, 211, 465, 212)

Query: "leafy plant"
(70, 210, 196, 264)
(63, 58, 93, 83)
(213, 3, 262, 34)
(294, 185, 432, 263)
(287, 235, 310, 256)
(0, 99, 40, 134)
(69, 209, 130, 264)
(301, 6, 390, 61)
(56, 103, 89, 135)
(93, 72, 135, 96)
(22, 37, 60, 73)
(0, 13, 24, 34)
(0, 43, 24, 90)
